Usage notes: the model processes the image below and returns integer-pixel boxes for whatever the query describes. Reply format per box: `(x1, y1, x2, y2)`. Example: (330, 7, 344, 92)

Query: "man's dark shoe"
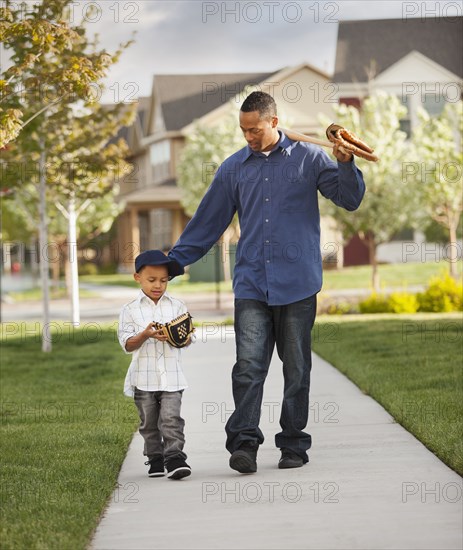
(229, 441, 258, 473)
(278, 449, 304, 469)
(145, 455, 165, 477)
(165, 457, 191, 480)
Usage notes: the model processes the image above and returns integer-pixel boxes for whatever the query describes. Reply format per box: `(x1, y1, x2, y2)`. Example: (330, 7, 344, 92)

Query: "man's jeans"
(225, 295, 317, 463)
(134, 388, 187, 461)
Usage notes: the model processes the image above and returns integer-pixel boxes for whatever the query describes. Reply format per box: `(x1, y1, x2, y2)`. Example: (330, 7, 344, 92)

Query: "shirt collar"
(136, 289, 172, 305)
(240, 130, 295, 163)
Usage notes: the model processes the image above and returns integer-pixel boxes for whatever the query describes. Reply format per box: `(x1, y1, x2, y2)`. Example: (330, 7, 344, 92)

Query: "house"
(332, 16, 463, 265)
(115, 64, 340, 273)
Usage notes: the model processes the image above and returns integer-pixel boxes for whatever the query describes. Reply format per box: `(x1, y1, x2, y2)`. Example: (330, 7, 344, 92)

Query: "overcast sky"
(4, 1, 461, 102)
(89, 0, 460, 102)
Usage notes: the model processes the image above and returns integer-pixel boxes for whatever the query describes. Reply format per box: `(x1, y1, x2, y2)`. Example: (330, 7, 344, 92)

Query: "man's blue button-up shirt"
(169, 131, 366, 306)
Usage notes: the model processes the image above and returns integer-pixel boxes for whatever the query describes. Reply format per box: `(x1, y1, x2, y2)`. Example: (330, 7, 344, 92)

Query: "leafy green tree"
(177, 105, 245, 280)
(177, 95, 292, 280)
(1, 0, 134, 350)
(0, 0, 115, 147)
(319, 92, 419, 291)
(409, 101, 463, 279)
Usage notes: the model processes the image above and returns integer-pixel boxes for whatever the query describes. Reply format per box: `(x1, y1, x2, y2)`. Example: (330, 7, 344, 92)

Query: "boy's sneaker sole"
(148, 471, 165, 477)
(229, 450, 257, 474)
(167, 466, 191, 480)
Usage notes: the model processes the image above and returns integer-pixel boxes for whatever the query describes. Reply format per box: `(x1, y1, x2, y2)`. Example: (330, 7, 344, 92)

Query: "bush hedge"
(358, 273, 462, 314)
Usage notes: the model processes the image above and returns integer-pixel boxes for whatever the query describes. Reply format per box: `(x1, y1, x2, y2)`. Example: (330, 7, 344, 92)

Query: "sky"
(3, 1, 462, 102)
(84, 0, 461, 102)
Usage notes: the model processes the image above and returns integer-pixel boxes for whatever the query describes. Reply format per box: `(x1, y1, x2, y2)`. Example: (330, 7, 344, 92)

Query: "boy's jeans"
(225, 295, 317, 463)
(134, 388, 187, 461)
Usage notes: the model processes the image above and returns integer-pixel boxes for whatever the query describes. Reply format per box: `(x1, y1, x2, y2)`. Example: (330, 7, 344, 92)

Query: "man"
(169, 91, 365, 473)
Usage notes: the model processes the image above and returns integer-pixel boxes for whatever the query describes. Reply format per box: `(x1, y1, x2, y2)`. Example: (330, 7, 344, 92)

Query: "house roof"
(136, 96, 152, 136)
(333, 17, 463, 83)
(153, 72, 276, 131)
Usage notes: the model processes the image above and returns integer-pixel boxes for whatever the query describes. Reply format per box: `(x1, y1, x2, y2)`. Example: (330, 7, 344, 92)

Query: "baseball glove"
(326, 123, 379, 162)
(153, 312, 194, 348)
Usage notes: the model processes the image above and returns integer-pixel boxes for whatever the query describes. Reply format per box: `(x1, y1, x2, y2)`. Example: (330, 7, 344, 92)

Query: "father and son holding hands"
(118, 91, 366, 480)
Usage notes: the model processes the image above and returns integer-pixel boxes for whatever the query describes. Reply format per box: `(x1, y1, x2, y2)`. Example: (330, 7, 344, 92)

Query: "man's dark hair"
(241, 91, 277, 119)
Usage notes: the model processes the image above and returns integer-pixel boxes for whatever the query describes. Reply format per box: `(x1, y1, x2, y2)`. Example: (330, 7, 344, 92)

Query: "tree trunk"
(366, 233, 380, 293)
(38, 146, 51, 352)
(448, 221, 458, 280)
(68, 196, 80, 326)
(221, 226, 235, 282)
(51, 245, 61, 295)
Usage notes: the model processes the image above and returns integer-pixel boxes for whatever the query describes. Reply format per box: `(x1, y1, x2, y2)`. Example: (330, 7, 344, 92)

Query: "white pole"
(38, 145, 51, 352)
(68, 195, 80, 326)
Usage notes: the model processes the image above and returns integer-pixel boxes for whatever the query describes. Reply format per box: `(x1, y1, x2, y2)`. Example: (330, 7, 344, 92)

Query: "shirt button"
(265, 198, 269, 201)
(266, 260, 270, 263)
(265, 178, 268, 181)
(265, 240, 270, 243)
(265, 219, 269, 222)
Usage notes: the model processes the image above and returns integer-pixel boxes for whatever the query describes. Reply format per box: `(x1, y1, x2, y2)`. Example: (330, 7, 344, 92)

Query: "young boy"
(118, 249, 192, 480)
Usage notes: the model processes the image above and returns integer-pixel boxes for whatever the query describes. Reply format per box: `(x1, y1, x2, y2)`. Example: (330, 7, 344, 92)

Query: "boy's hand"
(125, 323, 168, 352)
(143, 323, 168, 342)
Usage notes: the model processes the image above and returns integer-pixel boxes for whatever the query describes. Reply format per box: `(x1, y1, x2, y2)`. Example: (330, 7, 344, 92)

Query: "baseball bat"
(278, 127, 334, 149)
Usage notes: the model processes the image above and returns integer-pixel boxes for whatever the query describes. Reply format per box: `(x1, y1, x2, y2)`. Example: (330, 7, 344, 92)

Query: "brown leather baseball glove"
(326, 123, 379, 162)
(153, 312, 194, 348)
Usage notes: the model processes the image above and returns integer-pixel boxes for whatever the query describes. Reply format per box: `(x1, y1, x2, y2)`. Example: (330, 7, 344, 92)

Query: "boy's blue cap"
(135, 250, 184, 278)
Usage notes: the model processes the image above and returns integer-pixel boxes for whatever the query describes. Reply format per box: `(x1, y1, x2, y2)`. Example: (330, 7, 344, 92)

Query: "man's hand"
(332, 143, 353, 163)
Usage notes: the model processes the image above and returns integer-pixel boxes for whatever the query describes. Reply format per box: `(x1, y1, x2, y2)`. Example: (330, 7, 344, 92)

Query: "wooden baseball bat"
(278, 127, 334, 149)
(280, 126, 378, 161)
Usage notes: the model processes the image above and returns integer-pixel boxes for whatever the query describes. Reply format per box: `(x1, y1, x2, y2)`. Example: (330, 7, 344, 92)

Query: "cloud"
(19, 0, 453, 103)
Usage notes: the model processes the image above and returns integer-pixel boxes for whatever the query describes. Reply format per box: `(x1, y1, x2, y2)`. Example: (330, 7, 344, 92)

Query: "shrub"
(79, 262, 99, 276)
(417, 273, 463, 312)
(98, 263, 118, 275)
(387, 292, 419, 313)
(359, 293, 390, 313)
(326, 301, 358, 315)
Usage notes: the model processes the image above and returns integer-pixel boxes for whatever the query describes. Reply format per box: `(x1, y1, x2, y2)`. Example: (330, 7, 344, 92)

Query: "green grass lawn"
(312, 313, 463, 475)
(80, 260, 462, 292)
(0, 324, 138, 550)
(7, 262, 461, 302)
(1, 315, 461, 548)
(80, 273, 234, 293)
(7, 287, 96, 301)
(322, 260, 462, 290)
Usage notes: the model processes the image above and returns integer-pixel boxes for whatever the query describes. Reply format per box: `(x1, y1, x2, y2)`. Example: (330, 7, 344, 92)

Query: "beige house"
(332, 16, 462, 265)
(116, 64, 339, 272)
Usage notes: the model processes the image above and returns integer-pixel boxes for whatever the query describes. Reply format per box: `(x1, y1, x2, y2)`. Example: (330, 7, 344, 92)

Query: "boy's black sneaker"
(278, 449, 304, 469)
(165, 457, 191, 480)
(229, 441, 258, 473)
(145, 455, 165, 477)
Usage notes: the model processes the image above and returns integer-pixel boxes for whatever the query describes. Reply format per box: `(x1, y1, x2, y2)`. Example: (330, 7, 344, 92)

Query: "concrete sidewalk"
(90, 329, 462, 550)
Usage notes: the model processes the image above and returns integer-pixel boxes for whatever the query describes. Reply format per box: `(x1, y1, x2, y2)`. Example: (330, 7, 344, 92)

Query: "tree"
(410, 101, 463, 279)
(177, 105, 245, 280)
(319, 92, 419, 291)
(1, 0, 134, 350)
(49, 104, 133, 324)
(177, 95, 293, 280)
(0, 0, 109, 147)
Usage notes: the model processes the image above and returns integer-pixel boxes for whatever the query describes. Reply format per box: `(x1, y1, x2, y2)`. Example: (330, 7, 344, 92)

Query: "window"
(138, 212, 150, 252)
(422, 94, 446, 117)
(138, 209, 173, 251)
(151, 209, 173, 251)
(150, 140, 170, 183)
(399, 95, 411, 138)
